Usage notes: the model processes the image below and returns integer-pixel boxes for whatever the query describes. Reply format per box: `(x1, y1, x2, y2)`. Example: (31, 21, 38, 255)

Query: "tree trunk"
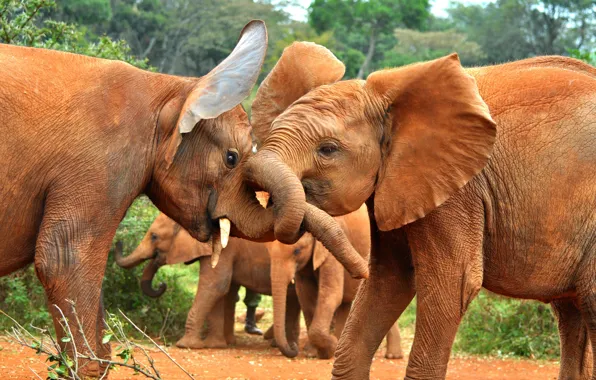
(357, 29, 376, 79)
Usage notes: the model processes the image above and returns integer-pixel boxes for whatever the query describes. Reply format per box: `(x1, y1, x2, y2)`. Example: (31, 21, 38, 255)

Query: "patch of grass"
(454, 291, 559, 359)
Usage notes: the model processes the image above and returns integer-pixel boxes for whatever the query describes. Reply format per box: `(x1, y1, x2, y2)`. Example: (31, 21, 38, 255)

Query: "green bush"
(454, 291, 559, 359)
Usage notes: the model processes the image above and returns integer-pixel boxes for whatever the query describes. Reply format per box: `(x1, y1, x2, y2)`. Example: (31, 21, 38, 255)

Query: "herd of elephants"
(0, 17, 595, 379)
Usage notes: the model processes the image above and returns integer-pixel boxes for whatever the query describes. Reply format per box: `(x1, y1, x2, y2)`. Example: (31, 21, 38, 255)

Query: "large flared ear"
(165, 20, 268, 165)
(251, 41, 345, 145)
(368, 54, 497, 231)
(312, 241, 330, 271)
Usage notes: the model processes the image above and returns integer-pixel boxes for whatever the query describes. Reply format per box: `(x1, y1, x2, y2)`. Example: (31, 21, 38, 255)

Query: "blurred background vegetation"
(1, 0, 594, 360)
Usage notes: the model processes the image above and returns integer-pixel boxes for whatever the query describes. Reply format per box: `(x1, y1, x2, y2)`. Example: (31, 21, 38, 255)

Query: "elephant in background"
(115, 212, 301, 350)
(270, 203, 402, 360)
(244, 41, 596, 379)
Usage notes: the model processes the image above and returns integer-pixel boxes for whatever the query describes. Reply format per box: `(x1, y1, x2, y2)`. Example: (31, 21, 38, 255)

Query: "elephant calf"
(269, 203, 403, 360)
(115, 213, 301, 349)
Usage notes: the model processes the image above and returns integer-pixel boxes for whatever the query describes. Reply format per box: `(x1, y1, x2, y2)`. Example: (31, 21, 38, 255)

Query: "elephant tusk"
(220, 217, 230, 249)
(211, 231, 222, 268)
(291, 278, 295, 284)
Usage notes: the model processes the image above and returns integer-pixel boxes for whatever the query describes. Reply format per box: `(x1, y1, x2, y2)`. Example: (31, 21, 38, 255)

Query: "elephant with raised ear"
(245, 42, 596, 379)
(0, 20, 366, 376)
(268, 203, 403, 360)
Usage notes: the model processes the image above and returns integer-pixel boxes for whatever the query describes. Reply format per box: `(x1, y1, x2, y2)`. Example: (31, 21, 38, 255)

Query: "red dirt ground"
(0, 327, 559, 379)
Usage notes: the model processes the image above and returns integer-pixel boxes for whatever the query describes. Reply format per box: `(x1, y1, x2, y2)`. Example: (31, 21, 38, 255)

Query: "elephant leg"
(200, 298, 228, 348)
(224, 283, 240, 346)
(308, 257, 344, 359)
(176, 256, 233, 349)
(385, 321, 404, 360)
(286, 293, 302, 347)
(34, 201, 114, 378)
(403, 202, 485, 380)
(295, 271, 317, 330)
(552, 299, 592, 379)
(333, 302, 351, 339)
(577, 263, 596, 380)
(295, 270, 318, 354)
(332, 228, 415, 380)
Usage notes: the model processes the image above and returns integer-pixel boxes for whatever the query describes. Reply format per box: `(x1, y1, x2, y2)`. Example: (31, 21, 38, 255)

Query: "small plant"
(1, 300, 194, 379)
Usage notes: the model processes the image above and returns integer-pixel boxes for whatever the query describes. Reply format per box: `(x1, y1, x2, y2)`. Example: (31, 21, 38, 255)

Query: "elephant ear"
(312, 241, 330, 271)
(251, 41, 345, 145)
(368, 54, 497, 231)
(165, 226, 211, 265)
(165, 20, 268, 165)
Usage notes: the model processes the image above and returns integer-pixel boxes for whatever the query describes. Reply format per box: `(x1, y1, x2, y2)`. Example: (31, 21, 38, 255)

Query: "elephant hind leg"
(552, 299, 592, 380)
(576, 262, 596, 380)
(384, 321, 404, 360)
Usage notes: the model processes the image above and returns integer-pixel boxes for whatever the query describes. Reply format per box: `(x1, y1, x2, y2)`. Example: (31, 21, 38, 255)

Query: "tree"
(448, 0, 596, 64)
(0, 0, 148, 68)
(381, 28, 486, 67)
(309, 0, 430, 78)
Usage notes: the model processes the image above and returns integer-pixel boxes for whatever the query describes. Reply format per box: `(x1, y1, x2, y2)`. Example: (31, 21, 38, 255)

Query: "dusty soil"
(0, 325, 559, 379)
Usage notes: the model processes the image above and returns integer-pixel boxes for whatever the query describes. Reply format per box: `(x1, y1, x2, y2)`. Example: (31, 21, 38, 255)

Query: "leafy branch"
(0, 301, 194, 380)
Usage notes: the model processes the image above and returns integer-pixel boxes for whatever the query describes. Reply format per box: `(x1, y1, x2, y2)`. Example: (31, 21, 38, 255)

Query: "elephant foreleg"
(332, 228, 415, 380)
(176, 256, 233, 349)
(224, 283, 240, 346)
(552, 299, 592, 379)
(577, 258, 596, 380)
(308, 257, 344, 359)
(34, 200, 115, 378)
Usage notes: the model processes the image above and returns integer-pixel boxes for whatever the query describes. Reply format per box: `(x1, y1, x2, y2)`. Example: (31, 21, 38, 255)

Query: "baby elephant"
(115, 213, 301, 349)
(269, 203, 403, 359)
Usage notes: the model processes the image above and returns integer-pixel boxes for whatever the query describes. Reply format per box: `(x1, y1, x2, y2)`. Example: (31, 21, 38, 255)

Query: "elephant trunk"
(114, 241, 152, 269)
(244, 150, 305, 244)
(243, 152, 369, 279)
(140, 258, 167, 298)
(271, 265, 298, 358)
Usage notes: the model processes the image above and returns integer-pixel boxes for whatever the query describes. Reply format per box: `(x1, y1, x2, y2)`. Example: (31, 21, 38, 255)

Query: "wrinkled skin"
(0, 21, 275, 377)
(116, 213, 300, 350)
(269, 204, 402, 360)
(247, 42, 596, 379)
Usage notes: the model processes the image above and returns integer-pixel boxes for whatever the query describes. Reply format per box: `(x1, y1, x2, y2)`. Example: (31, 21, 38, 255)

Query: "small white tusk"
(220, 218, 231, 249)
(291, 278, 295, 284)
(211, 232, 222, 268)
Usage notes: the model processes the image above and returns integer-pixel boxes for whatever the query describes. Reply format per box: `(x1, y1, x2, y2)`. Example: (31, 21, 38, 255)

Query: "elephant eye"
(225, 149, 239, 168)
(293, 248, 301, 255)
(150, 233, 158, 242)
(318, 142, 339, 157)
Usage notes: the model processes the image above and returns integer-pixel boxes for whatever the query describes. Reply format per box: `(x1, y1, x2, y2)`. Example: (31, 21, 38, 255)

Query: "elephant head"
(268, 204, 370, 358)
(143, 23, 366, 279)
(115, 213, 211, 297)
(246, 42, 497, 236)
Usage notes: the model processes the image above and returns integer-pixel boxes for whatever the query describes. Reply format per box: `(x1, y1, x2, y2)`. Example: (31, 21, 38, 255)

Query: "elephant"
(242, 41, 596, 379)
(115, 212, 301, 350)
(269, 203, 402, 360)
(0, 20, 274, 376)
(0, 18, 369, 376)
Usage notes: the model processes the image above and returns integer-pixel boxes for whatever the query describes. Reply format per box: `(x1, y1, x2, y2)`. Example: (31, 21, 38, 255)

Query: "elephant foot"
(385, 349, 404, 360)
(309, 332, 337, 359)
(303, 342, 318, 358)
(176, 335, 227, 349)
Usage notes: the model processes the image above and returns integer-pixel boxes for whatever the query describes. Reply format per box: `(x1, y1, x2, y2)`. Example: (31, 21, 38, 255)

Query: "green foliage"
(454, 292, 559, 359)
(569, 48, 596, 65)
(309, 0, 431, 77)
(380, 28, 485, 68)
(447, 0, 596, 64)
(0, 0, 150, 68)
(105, 197, 198, 340)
